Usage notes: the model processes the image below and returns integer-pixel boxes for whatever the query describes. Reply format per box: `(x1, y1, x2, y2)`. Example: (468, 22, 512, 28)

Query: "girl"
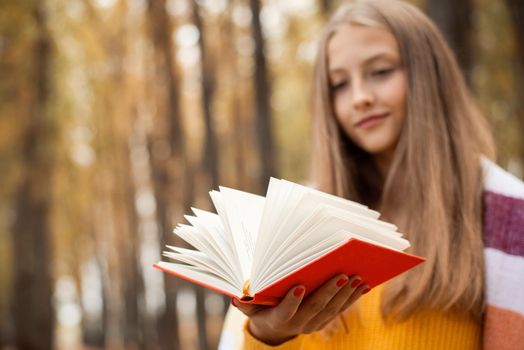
(220, 0, 524, 349)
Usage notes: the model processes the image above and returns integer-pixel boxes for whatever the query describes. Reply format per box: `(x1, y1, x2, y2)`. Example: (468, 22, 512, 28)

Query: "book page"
(174, 223, 243, 286)
(163, 246, 242, 287)
(252, 230, 348, 291)
(209, 190, 236, 249)
(218, 186, 266, 281)
(255, 211, 332, 283)
(252, 182, 399, 280)
(188, 209, 243, 281)
(282, 180, 376, 215)
(155, 262, 240, 297)
(251, 179, 305, 278)
(191, 208, 229, 241)
(284, 207, 409, 252)
(255, 205, 409, 283)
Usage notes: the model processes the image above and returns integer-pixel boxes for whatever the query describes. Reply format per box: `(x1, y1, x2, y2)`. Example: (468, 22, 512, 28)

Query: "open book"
(154, 178, 425, 305)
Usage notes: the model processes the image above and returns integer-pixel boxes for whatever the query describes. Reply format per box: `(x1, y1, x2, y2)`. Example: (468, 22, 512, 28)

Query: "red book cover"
(154, 237, 425, 305)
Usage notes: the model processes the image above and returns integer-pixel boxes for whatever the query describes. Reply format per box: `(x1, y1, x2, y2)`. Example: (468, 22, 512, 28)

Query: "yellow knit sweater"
(243, 285, 481, 349)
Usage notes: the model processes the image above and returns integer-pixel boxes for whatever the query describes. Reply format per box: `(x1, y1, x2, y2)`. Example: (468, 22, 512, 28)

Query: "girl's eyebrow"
(362, 52, 397, 64)
(329, 52, 397, 74)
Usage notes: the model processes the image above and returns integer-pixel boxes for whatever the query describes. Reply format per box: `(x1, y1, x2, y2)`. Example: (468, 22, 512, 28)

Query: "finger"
(340, 283, 370, 311)
(303, 275, 361, 330)
(271, 285, 306, 323)
(295, 274, 349, 322)
(232, 298, 263, 317)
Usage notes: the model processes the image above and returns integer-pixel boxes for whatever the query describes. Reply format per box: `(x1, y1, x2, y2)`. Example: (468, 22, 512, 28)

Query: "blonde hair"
(311, 0, 496, 320)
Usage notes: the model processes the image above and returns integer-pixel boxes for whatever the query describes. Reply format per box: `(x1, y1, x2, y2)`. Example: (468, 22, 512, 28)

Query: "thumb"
(232, 298, 262, 317)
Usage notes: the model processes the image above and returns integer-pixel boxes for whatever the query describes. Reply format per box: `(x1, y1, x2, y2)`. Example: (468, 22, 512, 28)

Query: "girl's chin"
(358, 139, 396, 155)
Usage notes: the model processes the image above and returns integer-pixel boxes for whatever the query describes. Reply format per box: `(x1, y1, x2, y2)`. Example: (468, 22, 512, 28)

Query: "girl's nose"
(351, 82, 374, 110)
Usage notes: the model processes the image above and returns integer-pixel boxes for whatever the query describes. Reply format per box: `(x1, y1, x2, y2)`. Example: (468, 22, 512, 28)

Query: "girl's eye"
(331, 81, 348, 91)
(371, 68, 394, 77)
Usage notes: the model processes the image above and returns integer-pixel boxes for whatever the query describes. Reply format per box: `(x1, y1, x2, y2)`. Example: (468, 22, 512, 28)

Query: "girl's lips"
(355, 113, 389, 129)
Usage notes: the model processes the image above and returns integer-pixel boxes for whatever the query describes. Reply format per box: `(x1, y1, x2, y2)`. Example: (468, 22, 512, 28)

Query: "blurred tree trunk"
(250, 0, 278, 191)
(119, 136, 146, 349)
(192, 1, 219, 190)
(146, 0, 194, 349)
(319, 0, 335, 17)
(112, 92, 146, 350)
(81, 252, 108, 348)
(80, 1, 149, 348)
(89, 117, 124, 348)
(426, 0, 474, 84)
(9, 2, 55, 349)
(148, 138, 180, 350)
(505, 0, 524, 166)
(190, 1, 217, 349)
(225, 0, 250, 190)
(108, 3, 147, 348)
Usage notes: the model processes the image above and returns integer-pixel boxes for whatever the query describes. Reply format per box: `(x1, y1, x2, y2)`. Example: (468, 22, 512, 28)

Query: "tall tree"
(146, 0, 193, 348)
(505, 0, 524, 166)
(221, 0, 249, 189)
(426, 0, 474, 84)
(107, 3, 147, 348)
(9, 1, 55, 349)
(192, 1, 219, 190)
(79, 1, 147, 347)
(250, 0, 278, 191)
(117, 141, 146, 349)
(190, 1, 218, 349)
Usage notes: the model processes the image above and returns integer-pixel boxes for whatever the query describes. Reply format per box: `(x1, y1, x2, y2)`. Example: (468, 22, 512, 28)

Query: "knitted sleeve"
(242, 321, 305, 350)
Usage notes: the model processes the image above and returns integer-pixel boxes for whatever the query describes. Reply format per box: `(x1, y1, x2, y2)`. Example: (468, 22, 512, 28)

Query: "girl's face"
(327, 24, 407, 159)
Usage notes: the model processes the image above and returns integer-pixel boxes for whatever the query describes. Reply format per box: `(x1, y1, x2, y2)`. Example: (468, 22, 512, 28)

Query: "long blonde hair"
(311, 0, 496, 320)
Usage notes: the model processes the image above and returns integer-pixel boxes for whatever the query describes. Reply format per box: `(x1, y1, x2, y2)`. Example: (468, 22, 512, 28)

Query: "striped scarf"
(482, 158, 524, 349)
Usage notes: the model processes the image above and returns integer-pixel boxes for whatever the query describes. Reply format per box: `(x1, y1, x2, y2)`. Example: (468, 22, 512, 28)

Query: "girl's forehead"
(327, 24, 400, 68)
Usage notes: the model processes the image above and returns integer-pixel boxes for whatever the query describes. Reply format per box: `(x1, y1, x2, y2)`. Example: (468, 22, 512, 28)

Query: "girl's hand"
(232, 274, 369, 345)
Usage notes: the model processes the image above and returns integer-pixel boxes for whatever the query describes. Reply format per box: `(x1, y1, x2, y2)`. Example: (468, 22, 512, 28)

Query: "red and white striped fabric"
(482, 158, 524, 350)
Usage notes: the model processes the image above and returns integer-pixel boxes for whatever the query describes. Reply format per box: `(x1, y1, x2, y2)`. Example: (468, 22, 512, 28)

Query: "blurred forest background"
(0, 0, 523, 349)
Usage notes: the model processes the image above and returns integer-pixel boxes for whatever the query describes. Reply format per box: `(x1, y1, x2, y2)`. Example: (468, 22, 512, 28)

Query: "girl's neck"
(373, 148, 395, 179)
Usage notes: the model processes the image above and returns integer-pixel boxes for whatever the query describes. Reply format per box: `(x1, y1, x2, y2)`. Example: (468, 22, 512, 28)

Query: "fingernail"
(362, 286, 371, 294)
(294, 286, 305, 297)
(351, 279, 361, 288)
(231, 298, 238, 307)
(336, 277, 348, 287)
